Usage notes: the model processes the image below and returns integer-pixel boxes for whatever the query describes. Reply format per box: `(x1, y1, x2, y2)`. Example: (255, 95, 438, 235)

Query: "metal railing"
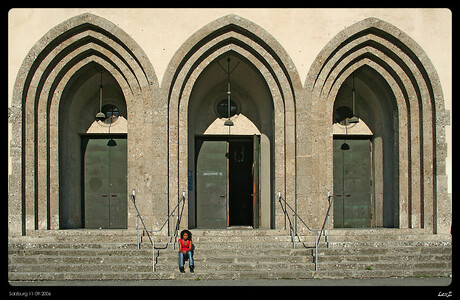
(129, 189, 186, 272)
(278, 191, 333, 271)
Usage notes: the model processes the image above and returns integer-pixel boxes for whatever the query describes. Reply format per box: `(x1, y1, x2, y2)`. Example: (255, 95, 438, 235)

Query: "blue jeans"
(178, 251, 194, 268)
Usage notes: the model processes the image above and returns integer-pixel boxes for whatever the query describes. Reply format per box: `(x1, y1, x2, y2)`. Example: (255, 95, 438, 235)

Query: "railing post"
(133, 189, 140, 250)
(327, 194, 330, 249)
(137, 214, 140, 250)
(292, 212, 296, 249)
(279, 191, 285, 230)
(326, 212, 330, 248)
(315, 232, 318, 271)
(152, 233, 155, 272)
(172, 211, 176, 249)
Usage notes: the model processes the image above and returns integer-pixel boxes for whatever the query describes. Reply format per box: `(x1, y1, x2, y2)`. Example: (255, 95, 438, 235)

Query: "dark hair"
(180, 229, 192, 241)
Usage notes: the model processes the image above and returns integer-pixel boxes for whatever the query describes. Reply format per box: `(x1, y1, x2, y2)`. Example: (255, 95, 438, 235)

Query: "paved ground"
(9, 277, 452, 286)
(9, 278, 454, 300)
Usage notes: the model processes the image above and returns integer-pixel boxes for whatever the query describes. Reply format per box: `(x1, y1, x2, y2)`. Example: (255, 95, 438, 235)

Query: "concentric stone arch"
(303, 17, 450, 233)
(9, 13, 160, 234)
(162, 14, 302, 228)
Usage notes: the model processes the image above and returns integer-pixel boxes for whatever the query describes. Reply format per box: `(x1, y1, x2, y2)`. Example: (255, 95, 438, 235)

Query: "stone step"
(8, 241, 315, 254)
(8, 257, 311, 273)
(313, 269, 451, 279)
(9, 235, 301, 247)
(10, 251, 450, 271)
(190, 229, 288, 236)
(10, 230, 140, 243)
(315, 260, 451, 271)
(10, 237, 450, 254)
(327, 228, 428, 235)
(317, 253, 451, 263)
(13, 228, 291, 243)
(8, 265, 452, 282)
(327, 234, 452, 242)
(185, 235, 296, 243)
(326, 239, 451, 248)
(8, 259, 317, 273)
(13, 228, 449, 244)
(8, 251, 314, 265)
(8, 241, 141, 251)
(9, 237, 451, 258)
(10, 252, 450, 266)
(9, 237, 451, 255)
(316, 244, 452, 255)
(8, 248, 312, 261)
(9, 267, 451, 281)
(7, 269, 317, 281)
(8, 241, 312, 255)
(10, 250, 450, 271)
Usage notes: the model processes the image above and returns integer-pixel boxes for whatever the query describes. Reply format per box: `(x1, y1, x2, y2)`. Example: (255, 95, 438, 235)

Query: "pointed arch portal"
(9, 13, 160, 233)
(163, 15, 301, 229)
(305, 17, 450, 232)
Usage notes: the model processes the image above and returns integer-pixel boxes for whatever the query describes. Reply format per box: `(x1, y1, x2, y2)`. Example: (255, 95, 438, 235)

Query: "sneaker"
(179, 267, 185, 273)
(190, 265, 194, 273)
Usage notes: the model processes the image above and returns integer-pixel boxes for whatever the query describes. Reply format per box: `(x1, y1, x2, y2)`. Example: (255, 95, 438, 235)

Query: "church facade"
(8, 9, 451, 237)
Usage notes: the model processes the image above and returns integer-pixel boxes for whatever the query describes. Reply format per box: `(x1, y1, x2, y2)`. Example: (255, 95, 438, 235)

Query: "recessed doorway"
(333, 138, 372, 228)
(82, 135, 127, 229)
(195, 136, 260, 229)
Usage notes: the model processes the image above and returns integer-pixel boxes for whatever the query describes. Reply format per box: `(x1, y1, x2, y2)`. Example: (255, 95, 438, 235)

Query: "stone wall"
(8, 11, 451, 236)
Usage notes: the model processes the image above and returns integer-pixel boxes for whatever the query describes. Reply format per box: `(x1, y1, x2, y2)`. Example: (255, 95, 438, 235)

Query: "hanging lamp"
(340, 124, 350, 151)
(107, 138, 117, 147)
(224, 57, 234, 126)
(107, 106, 117, 147)
(218, 57, 239, 126)
(95, 69, 106, 121)
(348, 71, 359, 124)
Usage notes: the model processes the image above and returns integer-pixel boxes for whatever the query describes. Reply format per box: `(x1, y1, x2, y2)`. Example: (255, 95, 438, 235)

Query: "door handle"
(111, 194, 117, 197)
(336, 194, 342, 197)
(219, 195, 226, 198)
(345, 194, 351, 197)
(102, 194, 108, 197)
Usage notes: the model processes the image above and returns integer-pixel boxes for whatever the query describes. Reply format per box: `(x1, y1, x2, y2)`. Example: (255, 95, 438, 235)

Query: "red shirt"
(179, 238, 192, 252)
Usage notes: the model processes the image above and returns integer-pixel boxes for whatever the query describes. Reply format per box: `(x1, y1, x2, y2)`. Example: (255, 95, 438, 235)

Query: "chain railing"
(278, 191, 333, 271)
(129, 189, 186, 272)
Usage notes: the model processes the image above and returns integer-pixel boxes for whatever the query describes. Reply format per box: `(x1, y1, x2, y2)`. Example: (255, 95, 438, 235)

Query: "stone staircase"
(314, 228, 452, 279)
(8, 228, 451, 282)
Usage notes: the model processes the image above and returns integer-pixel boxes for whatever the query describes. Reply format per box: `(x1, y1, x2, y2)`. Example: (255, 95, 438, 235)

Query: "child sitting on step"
(178, 229, 194, 273)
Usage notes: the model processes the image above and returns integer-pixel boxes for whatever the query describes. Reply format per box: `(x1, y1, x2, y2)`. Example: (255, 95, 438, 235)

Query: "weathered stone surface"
(8, 229, 451, 281)
(8, 12, 450, 239)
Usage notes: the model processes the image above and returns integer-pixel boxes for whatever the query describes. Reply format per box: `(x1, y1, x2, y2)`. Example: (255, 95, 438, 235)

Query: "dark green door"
(196, 139, 228, 228)
(333, 139, 372, 228)
(84, 137, 127, 229)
